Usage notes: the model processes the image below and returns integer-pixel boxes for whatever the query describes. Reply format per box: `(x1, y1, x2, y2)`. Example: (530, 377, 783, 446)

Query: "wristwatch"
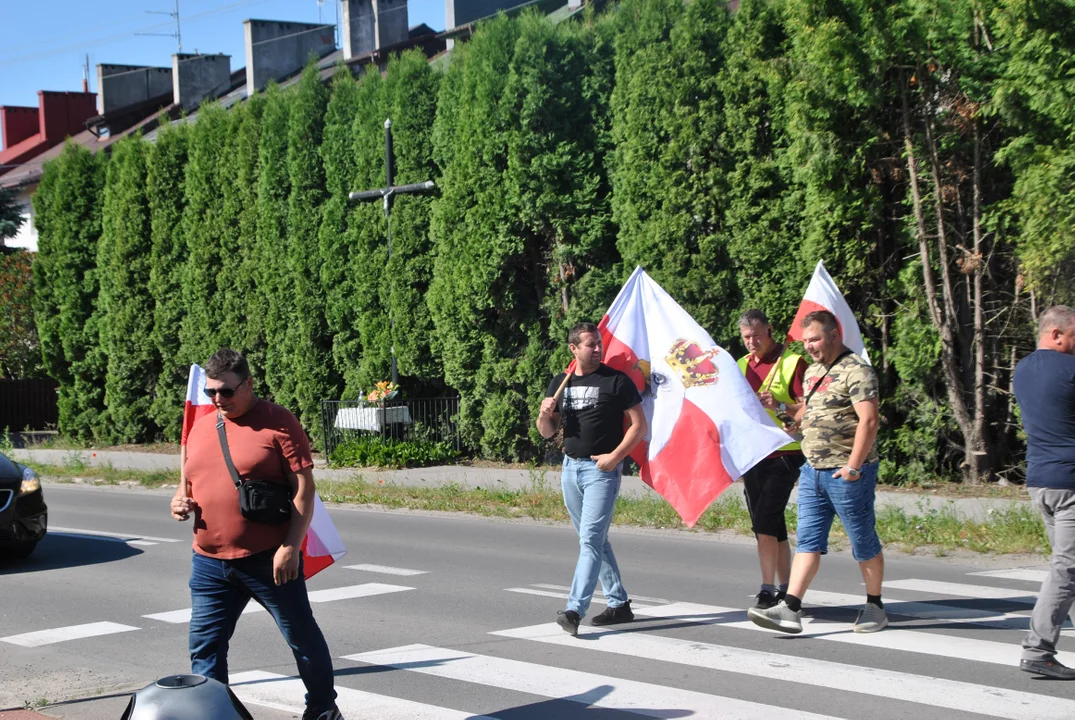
(844, 465, 861, 479)
(777, 402, 788, 412)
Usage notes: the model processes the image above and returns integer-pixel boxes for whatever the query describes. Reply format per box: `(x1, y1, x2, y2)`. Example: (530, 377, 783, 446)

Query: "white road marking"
(142, 584, 413, 624)
(308, 583, 414, 602)
(1, 621, 140, 648)
(632, 602, 1075, 667)
(50, 526, 181, 543)
(344, 644, 847, 720)
(968, 568, 1049, 584)
(343, 563, 428, 576)
(531, 583, 671, 604)
(230, 670, 494, 720)
(503, 587, 655, 610)
(492, 622, 1075, 720)
(804, 589, 1043, 631)
(884, 579, 1036, 603)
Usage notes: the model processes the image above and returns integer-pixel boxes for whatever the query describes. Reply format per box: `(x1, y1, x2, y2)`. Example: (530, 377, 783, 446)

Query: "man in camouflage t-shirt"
(748, 310, 886, 635)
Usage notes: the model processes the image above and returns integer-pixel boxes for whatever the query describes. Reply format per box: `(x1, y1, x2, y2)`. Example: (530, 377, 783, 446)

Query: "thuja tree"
(255, 84, 293, 403)
(147, 123, 190, 439)
(31, 143, 108, 440)
(718, 0, 805, 331)
(319, 65, 366, 397)
(218, 97, 265, 375)
(98, 136, 156, 442)
(346, 66, 391, 395)
(382, 50, 443, 393)
(502, 11, 621, 448)
(179, 103, 230, 371)
(285, 62, 337, 430)
(610, 0, 736, 336)
(429, 15, 536, 459)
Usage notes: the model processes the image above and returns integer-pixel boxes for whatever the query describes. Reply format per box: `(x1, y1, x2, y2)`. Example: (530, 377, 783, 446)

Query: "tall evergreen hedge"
(26, 4, 1074, 482)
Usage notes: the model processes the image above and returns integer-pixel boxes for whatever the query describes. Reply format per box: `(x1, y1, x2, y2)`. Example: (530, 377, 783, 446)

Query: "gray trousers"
(1022, 487, 1075, 662)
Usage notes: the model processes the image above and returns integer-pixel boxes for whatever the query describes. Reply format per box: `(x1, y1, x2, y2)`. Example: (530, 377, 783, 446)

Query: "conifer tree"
(285, 62, 337, 430)
(98, 136, 156, 442)
(31, 143, 108, 440)
(147, 123, 190, 439)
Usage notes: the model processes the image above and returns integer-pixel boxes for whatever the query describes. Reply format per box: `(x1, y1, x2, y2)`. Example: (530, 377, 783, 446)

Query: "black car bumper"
(0, 488, 47, 547)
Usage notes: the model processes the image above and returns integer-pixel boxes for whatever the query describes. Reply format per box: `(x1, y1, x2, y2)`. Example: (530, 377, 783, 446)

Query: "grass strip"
(29, 463, 1048, 555)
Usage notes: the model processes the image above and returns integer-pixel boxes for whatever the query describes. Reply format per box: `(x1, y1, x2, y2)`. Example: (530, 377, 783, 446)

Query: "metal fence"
(320, 396, 461, 459)
(0, 379, 58, 432)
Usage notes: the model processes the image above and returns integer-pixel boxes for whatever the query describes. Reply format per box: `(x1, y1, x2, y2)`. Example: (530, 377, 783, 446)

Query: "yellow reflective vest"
(737, 347, 803, 453)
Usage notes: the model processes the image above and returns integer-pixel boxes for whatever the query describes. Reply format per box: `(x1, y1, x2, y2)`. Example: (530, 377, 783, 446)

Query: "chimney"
(342, 0, 409, 59)
(39, 91, 99, 142)
(172, 53, 232, 110)
(1, 107, 40, 149)
(97, 64, 174, 115)
(243, 19, 335, 94)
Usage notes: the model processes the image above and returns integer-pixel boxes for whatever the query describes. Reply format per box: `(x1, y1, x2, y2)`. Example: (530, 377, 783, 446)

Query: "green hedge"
(29, 1, 1075, 484)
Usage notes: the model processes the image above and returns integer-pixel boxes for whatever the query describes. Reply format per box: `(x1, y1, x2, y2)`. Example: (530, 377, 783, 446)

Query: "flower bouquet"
(366, 380, 400, 404)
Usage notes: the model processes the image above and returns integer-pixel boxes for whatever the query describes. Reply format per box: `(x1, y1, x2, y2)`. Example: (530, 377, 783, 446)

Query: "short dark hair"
(738, 309, 770, 328)
(801, 310, 839, 334)
(569, 322, 601, 346)
(205, 348, 250, 381)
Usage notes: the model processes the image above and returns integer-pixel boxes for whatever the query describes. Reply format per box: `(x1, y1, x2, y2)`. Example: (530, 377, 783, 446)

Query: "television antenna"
(137, 0, 182, 52)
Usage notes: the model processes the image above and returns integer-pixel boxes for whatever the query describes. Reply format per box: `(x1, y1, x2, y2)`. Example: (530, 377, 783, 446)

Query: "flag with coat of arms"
(592, 267, 792, 527)
(182, 364, 347, 579)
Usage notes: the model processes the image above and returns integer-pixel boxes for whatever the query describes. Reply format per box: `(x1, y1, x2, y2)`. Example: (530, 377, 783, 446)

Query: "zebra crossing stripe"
(804, 589, 1038, 631)
(0, 621, 140, 648)
(229, 670, 494, 720)
(633, 602, 1075, 667)
(883, 579, 1036, 604)
(344, 644, 848, 720)
(967, 568, 1049, 584)
(491, 622, 1075, 720)
(142, 583, 413, 624)
(343, 563, 428, 576)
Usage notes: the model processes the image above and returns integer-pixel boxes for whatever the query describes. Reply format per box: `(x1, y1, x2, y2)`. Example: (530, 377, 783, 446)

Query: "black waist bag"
(217, 413, 293, 525)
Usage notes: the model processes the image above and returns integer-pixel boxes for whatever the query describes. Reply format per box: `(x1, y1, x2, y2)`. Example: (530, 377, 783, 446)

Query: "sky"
(0, 0, 447, 138)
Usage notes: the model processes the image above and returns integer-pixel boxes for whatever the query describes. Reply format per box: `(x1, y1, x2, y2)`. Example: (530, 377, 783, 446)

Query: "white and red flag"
(594, 268, 791, 527)
(181, 364, 347, 579)
(788, 260, 870, 365)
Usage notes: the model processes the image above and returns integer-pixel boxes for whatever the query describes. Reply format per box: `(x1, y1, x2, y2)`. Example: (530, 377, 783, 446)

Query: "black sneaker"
(556, 610, 581, 636)
(302, 706, 344, 720)
(753, 590, 779, 610)
(591, 600, 634, 626)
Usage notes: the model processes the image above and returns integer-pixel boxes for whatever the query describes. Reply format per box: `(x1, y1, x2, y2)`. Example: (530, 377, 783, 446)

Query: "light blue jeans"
(561, 456, 629, 617)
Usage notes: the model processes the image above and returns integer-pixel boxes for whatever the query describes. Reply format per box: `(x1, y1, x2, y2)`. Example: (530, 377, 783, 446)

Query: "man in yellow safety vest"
(736, 309, 808, 611)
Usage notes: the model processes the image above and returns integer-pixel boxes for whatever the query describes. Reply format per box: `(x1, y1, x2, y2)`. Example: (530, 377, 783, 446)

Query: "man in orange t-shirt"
(170, 348, 342, 720)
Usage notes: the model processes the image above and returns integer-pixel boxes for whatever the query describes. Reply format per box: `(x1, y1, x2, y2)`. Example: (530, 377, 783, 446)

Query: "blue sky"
(0, 0, 446, 134)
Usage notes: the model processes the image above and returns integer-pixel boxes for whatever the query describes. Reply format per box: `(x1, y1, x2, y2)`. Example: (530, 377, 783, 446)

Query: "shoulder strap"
(803, 350, 854, 408)
(216, 413, 243, 489)
(758, 345, 786, 393)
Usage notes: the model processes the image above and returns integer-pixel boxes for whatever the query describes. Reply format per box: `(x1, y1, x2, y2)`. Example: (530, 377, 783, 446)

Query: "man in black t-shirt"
(537, 322, 647, 636)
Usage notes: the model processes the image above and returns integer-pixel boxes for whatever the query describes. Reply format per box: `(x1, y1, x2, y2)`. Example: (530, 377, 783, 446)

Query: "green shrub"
(328, 436, 461, 469)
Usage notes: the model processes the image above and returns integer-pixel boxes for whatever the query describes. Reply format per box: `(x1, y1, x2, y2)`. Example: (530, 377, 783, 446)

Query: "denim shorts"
(795, 461, 882, 561)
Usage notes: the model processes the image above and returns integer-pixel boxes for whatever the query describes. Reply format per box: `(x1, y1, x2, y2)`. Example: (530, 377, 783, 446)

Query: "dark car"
(0, 451, 47, 558)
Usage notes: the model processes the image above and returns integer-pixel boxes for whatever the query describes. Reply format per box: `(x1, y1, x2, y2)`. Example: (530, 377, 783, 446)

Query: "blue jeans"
(795, 461, 882, 561)
(189, 550, 336, 711)
(561, 456, 629, 617)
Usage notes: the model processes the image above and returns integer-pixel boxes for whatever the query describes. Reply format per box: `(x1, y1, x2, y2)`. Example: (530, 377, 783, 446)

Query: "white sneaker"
(853, 603, 888, 633)
(747, 600, 803, 634)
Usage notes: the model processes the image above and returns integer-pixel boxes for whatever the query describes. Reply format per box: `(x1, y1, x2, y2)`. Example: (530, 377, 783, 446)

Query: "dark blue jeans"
(189, 550, 336, 711)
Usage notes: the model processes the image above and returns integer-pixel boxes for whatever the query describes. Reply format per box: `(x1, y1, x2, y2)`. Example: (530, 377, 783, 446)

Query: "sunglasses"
(203, 380, 246, 399)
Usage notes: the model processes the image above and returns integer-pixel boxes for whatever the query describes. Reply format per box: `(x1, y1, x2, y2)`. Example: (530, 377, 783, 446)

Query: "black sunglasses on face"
(203, 380, 245, 399)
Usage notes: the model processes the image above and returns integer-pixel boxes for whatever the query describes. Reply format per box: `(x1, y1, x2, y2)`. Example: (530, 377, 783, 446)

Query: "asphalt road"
(1, 482, 1072, 720)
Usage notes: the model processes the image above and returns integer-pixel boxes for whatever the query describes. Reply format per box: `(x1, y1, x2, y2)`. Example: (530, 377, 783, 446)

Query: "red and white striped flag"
(181, 364, 347, 578)
(595, 268, 791, 527)
(788, 260, 870, 365)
